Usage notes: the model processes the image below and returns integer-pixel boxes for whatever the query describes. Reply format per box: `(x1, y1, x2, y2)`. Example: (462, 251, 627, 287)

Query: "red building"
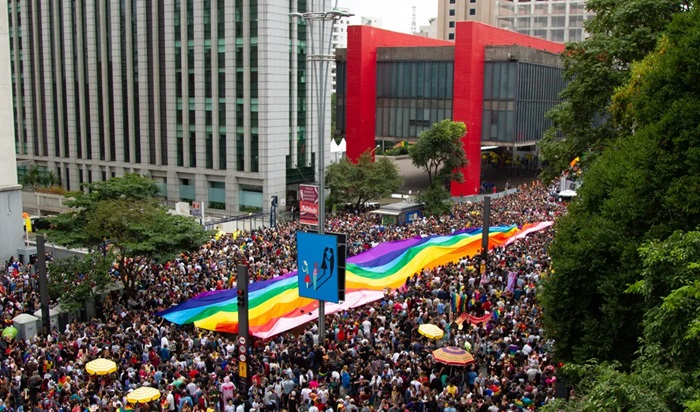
(336, 22, 565, 196)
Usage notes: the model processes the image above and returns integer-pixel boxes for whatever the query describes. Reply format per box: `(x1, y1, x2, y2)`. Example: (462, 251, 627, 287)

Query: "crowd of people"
(0, 180, 566, 412)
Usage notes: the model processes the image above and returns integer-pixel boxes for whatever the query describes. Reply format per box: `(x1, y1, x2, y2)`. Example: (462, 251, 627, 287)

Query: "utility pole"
(290, 6, 353, 342)
(36, 234, 51, 335)
(236, 265, 250, 396)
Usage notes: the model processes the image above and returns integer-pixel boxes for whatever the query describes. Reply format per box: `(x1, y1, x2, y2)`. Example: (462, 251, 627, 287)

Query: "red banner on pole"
(299, 184, 319, 226)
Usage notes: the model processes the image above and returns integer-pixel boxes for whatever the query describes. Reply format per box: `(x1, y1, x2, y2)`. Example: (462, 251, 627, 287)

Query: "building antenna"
(410, 6, 417, 34)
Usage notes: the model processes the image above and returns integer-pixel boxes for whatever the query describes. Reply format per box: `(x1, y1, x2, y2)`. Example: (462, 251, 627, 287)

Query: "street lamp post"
(291, 5, 352, 342)
(369, 144, 381, 157)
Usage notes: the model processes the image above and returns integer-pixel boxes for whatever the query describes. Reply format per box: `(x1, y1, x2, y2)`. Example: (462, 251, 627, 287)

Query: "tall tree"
(408, 119, 468, 187)
(326, 150, 403, 209)
(539, 0, 691, 181)
(541, 5, 700, 367)
(48, 252, 113, 313)
(46, 175, 212, 296)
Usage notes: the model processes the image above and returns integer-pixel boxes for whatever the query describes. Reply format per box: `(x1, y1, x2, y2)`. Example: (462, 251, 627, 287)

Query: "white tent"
(330, 138, 346, 153)
(558, 189, 577, 198)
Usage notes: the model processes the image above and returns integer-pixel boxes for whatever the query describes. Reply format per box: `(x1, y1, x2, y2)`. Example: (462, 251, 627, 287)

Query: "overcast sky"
(336, 0, 438, 34)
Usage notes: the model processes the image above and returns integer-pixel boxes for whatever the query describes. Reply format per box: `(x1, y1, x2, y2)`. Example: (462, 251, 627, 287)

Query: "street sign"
(191, 201, 203, 218)
(239, 362, 248, 378)
(239, 354, 246, 362)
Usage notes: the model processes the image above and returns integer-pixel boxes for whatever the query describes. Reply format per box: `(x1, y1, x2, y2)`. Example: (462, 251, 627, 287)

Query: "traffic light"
(237, 289, 246, 309)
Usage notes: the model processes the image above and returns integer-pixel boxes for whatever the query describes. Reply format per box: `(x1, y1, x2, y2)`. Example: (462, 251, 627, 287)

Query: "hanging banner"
(299, 184, 319, 226)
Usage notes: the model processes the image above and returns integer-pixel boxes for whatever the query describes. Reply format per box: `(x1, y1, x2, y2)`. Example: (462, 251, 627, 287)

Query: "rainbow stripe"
(158, 222, 552, 338)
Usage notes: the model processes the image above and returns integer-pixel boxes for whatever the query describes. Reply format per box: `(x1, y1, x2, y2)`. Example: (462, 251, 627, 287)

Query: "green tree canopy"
(326, 150, 403, 209)
(541, 5, 700, 368)
(408, 119, 468, 187)
(46, 174, 212, 295)
(539, 0, 691, 180)
(48, 252, 113, 313)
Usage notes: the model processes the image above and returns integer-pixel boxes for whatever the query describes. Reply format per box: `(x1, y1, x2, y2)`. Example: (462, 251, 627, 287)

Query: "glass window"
(206, 132, 213, 168)
(219, 102, 226, 127)
(569, 29, 583, 42)
(177, 133, 184, 166)
(449, 9, 455, 16)
(217, 0, 225, 38)
(219, 72, 226, 97)
(236, 133, 244, 171)
(187, 0, 194, 40)
(551, 29, 565, 42)
(469, 8, 476, 16)
(204, 0, 211, 38)
(219, 133, 227, 170)
(448, 33, 455, 40)
(569, 2, 585, 14)
(189, 133, 196, 167)
(569, 15, 584, 28)
(251, 134, 259, 173)
(449, 21, 455, 28)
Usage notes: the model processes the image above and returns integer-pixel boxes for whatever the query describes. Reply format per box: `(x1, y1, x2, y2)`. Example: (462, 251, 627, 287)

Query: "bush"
(421, 183, 451, 216)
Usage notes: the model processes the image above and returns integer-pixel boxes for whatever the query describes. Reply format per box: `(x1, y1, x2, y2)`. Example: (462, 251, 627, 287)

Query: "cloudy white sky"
(336, 0, 439, 34)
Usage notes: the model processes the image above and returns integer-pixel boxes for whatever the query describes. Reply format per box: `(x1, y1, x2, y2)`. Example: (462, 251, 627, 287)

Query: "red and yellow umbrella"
(432, 346, 475, 366)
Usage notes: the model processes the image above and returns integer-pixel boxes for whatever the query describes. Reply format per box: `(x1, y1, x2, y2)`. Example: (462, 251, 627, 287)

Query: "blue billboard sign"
(297, 232, 343, 303)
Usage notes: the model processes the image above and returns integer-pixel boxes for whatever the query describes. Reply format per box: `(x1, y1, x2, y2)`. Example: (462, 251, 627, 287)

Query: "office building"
(437, 0, 594, 43)
(360, 17, 382, 27)
(496, 0, 593, 42)
(330, 7, 351, 92)
(417, 17, 439, 39)
(1, 0, 23, 260)
(6, 0, 332, 216)
(336, 22, 565, 196)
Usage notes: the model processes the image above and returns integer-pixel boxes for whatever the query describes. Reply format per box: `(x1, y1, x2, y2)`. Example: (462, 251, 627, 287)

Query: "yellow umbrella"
(126, 387, 161, 404)
(85, 358, 117, 375)
(418, 323, 444, 340)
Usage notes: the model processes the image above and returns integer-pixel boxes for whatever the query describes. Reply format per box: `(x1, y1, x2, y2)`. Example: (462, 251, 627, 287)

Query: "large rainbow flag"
(158, 222, 553, 339)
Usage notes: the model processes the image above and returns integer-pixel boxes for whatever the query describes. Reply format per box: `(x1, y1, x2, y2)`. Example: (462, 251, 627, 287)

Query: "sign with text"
(297, 232, 346, 303)
(299, 184, 319, 226)
(191, 201, 203, 218)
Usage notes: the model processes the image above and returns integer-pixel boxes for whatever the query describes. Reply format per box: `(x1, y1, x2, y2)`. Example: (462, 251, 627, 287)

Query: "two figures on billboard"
(301, 247, 335, 290)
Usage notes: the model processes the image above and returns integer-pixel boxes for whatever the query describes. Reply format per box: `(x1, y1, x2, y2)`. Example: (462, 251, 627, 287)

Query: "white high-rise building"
(417, 17, 439, 39)
(437, 0, 594, 43)
(360, 16, 382, 27)
(0, 0, 23, 261)
(6, 0, 333, 217)
(331, 7, 351, 92)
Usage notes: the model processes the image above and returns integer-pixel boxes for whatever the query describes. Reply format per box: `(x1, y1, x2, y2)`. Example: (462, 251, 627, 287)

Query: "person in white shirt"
(362, 319, 372, 338)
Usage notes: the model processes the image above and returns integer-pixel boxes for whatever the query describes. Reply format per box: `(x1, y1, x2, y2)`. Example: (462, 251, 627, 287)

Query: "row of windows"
(376, 62, 454, 100)
(448, 8, 476, 16)
(481, 61, 564, 143)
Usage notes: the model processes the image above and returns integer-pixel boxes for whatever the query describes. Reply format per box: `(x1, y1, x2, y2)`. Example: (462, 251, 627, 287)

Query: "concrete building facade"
(437, 0, 498, 40)
(436, 0, 594, 43)
(0, 0, 23, 261)
(335, 22, 565, 196)
(6, 0, 333, 217)
(330, 7, 351, 92)
(417, 17, 439, 39)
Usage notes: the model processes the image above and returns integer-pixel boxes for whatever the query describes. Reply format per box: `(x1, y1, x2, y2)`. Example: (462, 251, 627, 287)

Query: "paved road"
(383, 156, 539, 194)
